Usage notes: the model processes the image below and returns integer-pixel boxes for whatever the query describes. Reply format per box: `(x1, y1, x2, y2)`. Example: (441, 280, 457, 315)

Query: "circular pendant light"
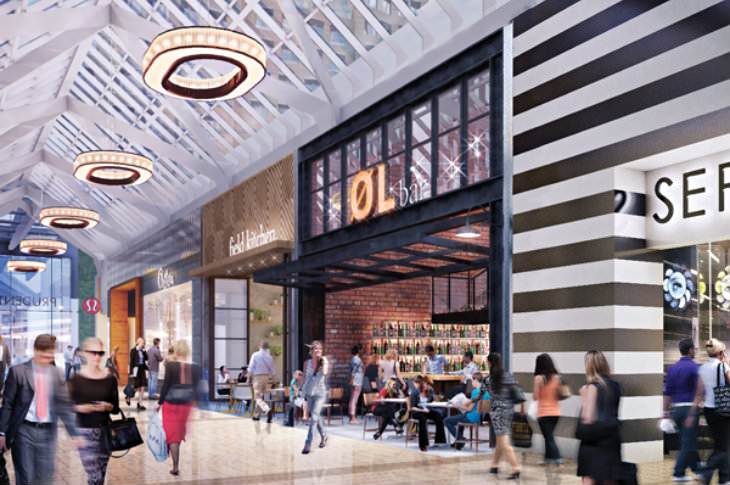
(142, 27, 266, 101)
(74, 151, 153, 186)
(39, 207, 99, 229)
(6, 260, 46, 273)
(19, 239, 67, 256)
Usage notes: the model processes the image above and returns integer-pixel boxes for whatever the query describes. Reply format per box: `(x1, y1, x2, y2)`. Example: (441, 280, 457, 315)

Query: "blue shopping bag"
(147, 412, 167, 462)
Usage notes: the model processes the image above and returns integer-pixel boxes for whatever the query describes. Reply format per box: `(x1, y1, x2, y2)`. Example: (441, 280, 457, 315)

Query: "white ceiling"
(0, 0, 528, 263)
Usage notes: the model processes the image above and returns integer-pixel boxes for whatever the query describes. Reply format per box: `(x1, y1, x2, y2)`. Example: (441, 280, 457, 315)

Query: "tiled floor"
(2, 403, 710, 485)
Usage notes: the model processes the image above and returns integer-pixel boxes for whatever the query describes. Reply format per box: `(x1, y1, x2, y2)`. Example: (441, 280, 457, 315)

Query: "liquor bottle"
(372, 323, 377, 336)
(383, 340, 388, 353)
(415, 341, 421, 355)
(371, 343, 377, 354)
(400, 360, 405, 372)
(451, 325, 456, 338)
(446, 341, 451, 355)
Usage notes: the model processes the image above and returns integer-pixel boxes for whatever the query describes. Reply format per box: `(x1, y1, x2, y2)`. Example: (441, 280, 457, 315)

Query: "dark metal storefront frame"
(255, 29, 512, 365)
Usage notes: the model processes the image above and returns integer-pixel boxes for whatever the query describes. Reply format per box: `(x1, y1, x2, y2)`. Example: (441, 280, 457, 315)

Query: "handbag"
(558, 380, 572, 401)
(511, 412, 532, 448)
(510, 382, 526, 404)
(123, 383, 135, 398)
(712, 362, 730, 416)
(100, 409, 144, 456)
(527, 400, 538, 421)
(575, 382, 620, 443)
(619, 461, 639, 485)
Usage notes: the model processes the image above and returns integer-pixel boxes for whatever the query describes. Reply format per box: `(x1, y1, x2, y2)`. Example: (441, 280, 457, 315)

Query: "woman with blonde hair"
(576, 350, 622, 485)
(688, 338, 729, 485)
(379, 348, 405, 390)
(69, 337, 120, 485)
(106, 345, 120, 381)
(371, 377, 406, 439)
(156, 339, 201, 476)
(301, 341, 329, 454)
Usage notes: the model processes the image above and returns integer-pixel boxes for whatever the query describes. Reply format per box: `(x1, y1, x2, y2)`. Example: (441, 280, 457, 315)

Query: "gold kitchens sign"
(349, 163, 396, 222)
(201, 154, 294, 267)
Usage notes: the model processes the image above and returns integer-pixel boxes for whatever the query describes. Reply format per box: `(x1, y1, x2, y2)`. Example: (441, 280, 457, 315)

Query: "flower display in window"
(715, 266, 730, 311)
(663, 268, 695, 310)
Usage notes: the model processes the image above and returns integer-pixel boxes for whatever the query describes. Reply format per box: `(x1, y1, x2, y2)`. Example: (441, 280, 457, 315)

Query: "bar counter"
(400, 373, 462, 394)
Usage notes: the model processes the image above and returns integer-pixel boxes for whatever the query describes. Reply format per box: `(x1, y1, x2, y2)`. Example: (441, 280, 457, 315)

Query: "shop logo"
(229, 225, 276, 257)
(350, 164, 395, 222)
(83, 297, 101, 315)
(0, 295, 57, 307)
(157, 268, 174, 290)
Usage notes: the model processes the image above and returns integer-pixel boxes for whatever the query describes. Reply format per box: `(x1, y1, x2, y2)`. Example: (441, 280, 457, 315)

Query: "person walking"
(349, 344, 363, 424)
(248, 341, 276, 423)
(72, 348, 82, 375)
(688, 338, 730, 485)
(69, 337, 120, 485)
(576, 350, 622, 485)
(127, 338, 148, 410)
(156, 339, 201, 477)
(0, 334, 82, 485)
(301, 341, 328, 454)
(533, 353, 564, 472)
(0, 337, 10, 394)
(663, 338, 701, 483)
(379, 348, 405, 390)
(147, 338, 164, 400)
(486, 352, 523, 480)
(106, 346, 120, 382)
(64, 345, 74, 381)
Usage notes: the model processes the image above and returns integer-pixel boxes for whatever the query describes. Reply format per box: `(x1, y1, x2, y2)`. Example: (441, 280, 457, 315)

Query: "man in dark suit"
(0, 337, 10, 394)
(0, 334, 82, 485)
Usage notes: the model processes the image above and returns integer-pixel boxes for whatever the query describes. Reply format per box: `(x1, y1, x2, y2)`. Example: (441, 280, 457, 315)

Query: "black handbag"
(619, 462, 639, 485)
(712, 362, 730, 417)
(510, 382, 526, 404)
(575, 382, 620, 443)
(123, 383, 135, 398)
(511, 412, 532, 448)
(100, 409, 144, 457)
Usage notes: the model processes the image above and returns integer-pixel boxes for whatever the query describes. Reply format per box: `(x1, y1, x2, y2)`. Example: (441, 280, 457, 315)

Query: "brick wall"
(324, 277, 432, 386)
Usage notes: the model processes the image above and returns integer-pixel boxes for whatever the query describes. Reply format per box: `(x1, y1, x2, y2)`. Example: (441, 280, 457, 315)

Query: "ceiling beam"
(0, 97, 67, 134)
(8, 199, 37, 249)
(0, 4, 109, 38)
(0, 151, 44, 177)
(434, 0, 464, 30)
(350, 0, 408, 63)
(391, 0, 435, 48)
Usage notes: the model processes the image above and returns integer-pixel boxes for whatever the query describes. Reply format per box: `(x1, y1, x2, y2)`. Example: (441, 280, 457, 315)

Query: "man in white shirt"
(424, 345, 448, 374)
(248, 341, 276, 423)
(446, 351, 480, 399)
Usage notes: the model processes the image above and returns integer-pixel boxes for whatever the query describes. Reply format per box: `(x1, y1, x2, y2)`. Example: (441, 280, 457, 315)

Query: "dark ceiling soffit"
(300, 176, 500, 256)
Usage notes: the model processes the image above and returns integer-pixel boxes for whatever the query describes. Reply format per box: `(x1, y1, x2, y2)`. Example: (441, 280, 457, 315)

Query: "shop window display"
(143, 280, 193, 375)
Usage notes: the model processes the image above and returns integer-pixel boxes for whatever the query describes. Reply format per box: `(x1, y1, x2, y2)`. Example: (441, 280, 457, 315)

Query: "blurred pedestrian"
(576, 350, 622, 485)
(688, 339, 730, 485)
(69, 337, 119, 485)
(0, 337, 10, 394)
(147, 338, 164, 400)
(156, 340, 201, 476)
(485, 352, 523, 480)
(663, 338, 700, 483)
(301, 341, 328, 454)
(349, 344, 363, 424)
(533, 353, 564, 472)
(248, 341, 275, 423)
(127, 338, 148, 410)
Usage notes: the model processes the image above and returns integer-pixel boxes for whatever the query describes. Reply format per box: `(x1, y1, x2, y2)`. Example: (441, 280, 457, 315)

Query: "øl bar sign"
(646, 151, 730, 248)
(350, 164, 395, 222)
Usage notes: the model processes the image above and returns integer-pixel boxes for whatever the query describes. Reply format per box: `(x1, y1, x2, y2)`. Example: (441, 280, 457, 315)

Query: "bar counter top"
(400, 373, 463, 381)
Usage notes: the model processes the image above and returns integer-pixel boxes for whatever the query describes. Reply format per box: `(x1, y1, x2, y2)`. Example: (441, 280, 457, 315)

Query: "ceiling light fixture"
(40, 207, 99, 229)
(142, 27, 267, 101)
(74, 151, 153, 186)
(455, 210, 480, 239)
(6, 260, 46, 273)
(19, 239, 67, 256)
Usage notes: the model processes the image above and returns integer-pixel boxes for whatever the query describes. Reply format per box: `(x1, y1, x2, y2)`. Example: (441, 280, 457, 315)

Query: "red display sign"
(83, 297, 101, 315)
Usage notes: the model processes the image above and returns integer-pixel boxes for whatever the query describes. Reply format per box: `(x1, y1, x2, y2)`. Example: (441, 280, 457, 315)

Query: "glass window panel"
(387, 115, 406, 156)
(410, 143, 432, 203)
(311, 190, 324, 236)
(328, 149, 341, 182)
(214, 309, 247, 339)
(437, 132, 463, 194)
(311, 158, 324, 190)
(345, 174, 355, 225)
(438, 85, 461, 133)
(347, 138, 361, 175)
(411, 102, 431, 145)
(468, 69, 490, 120)
(467, 116, 490, 184)
(366, 128, 382, 165)
(385, 154, 405, 204)
(328, 183, 342, 231)
(214, 279, 247, 309)
(214, 339, 247, 369)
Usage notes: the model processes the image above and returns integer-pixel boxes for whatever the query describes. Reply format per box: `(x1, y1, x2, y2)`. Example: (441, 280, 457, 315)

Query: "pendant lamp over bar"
(142, 27, 267, 101)
(455, 210, 480, 239)
(6, 260, 46, 273)
(39, 207, 99, 229)
(20, 239, 67, 256)
(74, 151, 153, 186)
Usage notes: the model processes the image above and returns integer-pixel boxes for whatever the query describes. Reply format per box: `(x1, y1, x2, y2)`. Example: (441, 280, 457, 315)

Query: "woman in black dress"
(576, 350, 622, 485)
(69, 337, 120, 485)
(128, 338, 148, 409)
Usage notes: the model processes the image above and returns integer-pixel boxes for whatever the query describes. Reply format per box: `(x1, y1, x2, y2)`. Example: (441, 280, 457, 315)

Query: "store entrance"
(109, 278, 142, 385)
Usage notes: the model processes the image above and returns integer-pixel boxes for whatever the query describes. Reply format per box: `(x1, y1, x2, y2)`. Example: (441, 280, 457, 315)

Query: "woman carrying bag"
(156, 340, 201, 476)
(69, 337, 120, 485)
(532, 353, 564, 472)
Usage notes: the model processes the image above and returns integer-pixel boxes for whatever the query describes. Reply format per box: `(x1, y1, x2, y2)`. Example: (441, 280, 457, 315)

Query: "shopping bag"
(511, 412, 533, 448)
(146, 412, 168, 462)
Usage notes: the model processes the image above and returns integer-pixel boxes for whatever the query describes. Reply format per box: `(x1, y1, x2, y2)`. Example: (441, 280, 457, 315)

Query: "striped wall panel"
(510, 0, 730, 462)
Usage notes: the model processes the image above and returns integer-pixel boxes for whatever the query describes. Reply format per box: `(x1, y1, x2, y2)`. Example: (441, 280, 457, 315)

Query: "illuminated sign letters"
(349, 164, 396, 222)
(647, 152, 730, 248)
(229, 225, 277, 257)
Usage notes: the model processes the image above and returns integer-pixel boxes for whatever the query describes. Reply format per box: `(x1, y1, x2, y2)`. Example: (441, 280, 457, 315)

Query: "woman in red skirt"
(156, 340, 201, 476)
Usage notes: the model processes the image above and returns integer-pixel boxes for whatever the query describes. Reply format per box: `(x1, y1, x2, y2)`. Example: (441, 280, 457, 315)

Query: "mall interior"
(0, 0, 728, 484)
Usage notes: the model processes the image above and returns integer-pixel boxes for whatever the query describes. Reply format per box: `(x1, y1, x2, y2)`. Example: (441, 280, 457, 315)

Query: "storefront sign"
(83, 297, 101, 314)
(157, 267, 174, 290)
(229, 225, 277, 256)
(350, 164, 396, 222)
(647, 152, 730, 247)
(0, 295, 57, 307)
